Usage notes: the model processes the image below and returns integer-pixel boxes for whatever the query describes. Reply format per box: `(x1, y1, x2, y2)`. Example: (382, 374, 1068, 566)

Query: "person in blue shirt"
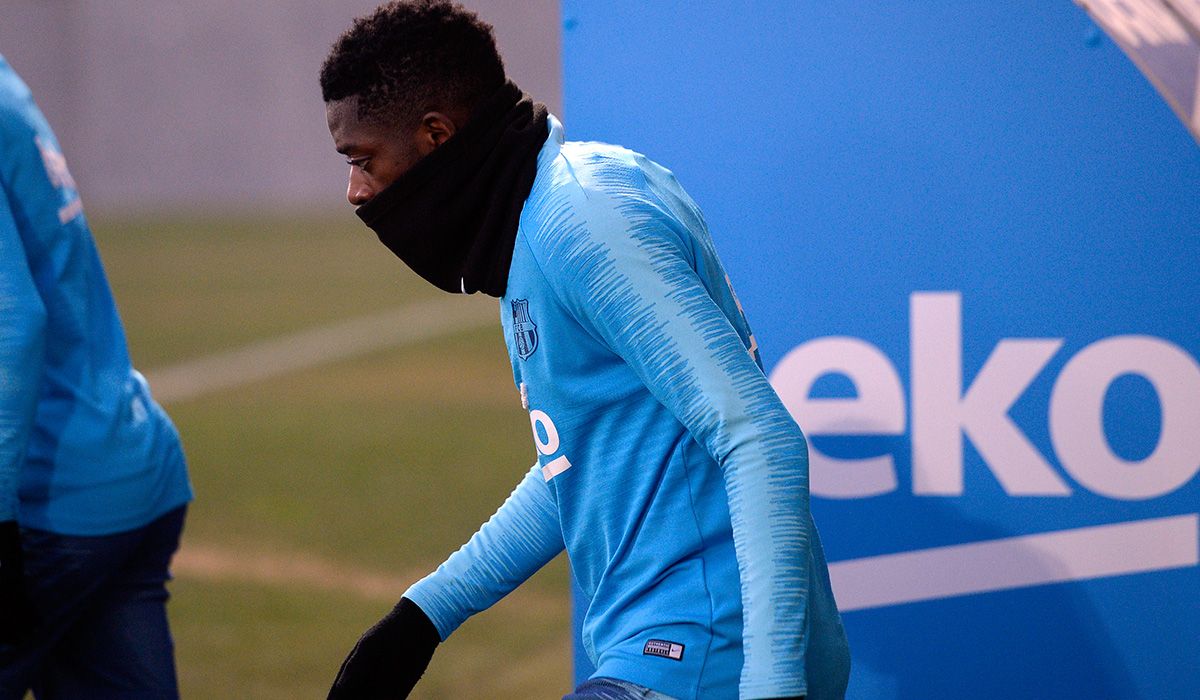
(321, 2, 850, 699)
(0, 56, 192, 698)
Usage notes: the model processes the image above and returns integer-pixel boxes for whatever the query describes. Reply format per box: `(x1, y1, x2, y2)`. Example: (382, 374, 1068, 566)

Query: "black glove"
(0, 520, 34, 645)
(328, 596, 441, 699)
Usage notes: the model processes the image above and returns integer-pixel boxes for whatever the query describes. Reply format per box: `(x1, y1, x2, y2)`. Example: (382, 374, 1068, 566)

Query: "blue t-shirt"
(0, 56, 191, 536)
(406, 117, 849, 699)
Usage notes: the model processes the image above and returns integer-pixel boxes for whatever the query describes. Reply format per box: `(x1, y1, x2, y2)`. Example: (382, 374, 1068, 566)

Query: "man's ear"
(417, 111, 458, 153)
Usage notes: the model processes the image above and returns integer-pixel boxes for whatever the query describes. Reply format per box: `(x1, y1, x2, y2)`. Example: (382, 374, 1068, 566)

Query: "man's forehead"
(326, 98, 372, 152)
(327, 97, 403, 153)
(326, 94, 359, 118)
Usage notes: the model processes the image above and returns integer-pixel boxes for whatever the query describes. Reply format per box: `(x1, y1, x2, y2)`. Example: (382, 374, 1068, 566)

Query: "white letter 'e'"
(771, 337, 905, 498)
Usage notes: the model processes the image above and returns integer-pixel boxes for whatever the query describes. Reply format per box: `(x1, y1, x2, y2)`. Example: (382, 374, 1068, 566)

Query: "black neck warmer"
(355, 81, 549, 297)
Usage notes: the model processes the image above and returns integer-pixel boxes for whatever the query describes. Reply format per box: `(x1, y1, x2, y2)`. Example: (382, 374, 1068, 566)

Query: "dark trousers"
(564, 677, 680, 700)
(0, 506, 186, 700)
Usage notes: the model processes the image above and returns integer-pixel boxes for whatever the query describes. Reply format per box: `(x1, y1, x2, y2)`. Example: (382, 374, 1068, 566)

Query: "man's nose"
(347, 167, 373, 206)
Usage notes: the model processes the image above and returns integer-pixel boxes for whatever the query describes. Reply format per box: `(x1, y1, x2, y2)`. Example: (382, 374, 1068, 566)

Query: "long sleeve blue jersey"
(406, 117, 850, 699)
(0, 56, 191, 535)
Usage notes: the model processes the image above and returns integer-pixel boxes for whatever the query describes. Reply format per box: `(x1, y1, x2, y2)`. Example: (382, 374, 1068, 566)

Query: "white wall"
(0, 1, 562, 212)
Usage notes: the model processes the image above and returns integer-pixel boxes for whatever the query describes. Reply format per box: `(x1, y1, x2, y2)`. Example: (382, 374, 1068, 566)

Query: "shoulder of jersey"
(0, 73, 38, 156)
(523, 140, 653, 253)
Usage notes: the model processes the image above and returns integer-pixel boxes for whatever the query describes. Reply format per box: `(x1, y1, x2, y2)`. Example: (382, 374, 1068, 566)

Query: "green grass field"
(93, 214, 571, 699)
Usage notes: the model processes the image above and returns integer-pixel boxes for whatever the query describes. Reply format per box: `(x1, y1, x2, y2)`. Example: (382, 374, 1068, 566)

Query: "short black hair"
(320, 0, 506, 128)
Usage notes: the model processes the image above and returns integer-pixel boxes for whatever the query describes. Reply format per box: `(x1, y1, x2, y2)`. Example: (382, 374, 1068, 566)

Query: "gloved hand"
(0, 520, 34, 645)
(328, 596, 441, 700)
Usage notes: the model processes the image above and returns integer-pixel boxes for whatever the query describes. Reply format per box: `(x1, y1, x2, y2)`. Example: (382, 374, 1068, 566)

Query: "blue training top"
(0, 56, 191, 536)
(406, 117, 850, 699)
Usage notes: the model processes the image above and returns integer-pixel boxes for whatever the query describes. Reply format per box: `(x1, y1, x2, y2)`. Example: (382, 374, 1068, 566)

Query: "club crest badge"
(511, 299, 539, 360)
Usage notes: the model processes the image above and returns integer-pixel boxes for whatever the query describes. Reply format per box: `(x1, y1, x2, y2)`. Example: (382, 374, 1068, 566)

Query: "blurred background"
(3, 1, 568, 697)
(1, 0, 562, 210)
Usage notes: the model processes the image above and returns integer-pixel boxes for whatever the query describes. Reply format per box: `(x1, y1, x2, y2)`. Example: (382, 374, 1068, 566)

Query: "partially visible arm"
(527, 194, 813, 699)
(329, 463, 563, 699)
(404, 462, 564, 639)
(0, 183, 45, 644)
(0, 189, 45, 522)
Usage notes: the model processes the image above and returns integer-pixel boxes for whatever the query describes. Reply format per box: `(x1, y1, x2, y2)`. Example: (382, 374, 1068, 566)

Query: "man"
(320, 2, 850, 699)
(0, 56, 192, 698)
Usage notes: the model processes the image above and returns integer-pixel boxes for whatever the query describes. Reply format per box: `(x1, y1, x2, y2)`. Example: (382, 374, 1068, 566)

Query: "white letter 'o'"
(529, 409, 560, 456)
(1050, 336, 1200, 500)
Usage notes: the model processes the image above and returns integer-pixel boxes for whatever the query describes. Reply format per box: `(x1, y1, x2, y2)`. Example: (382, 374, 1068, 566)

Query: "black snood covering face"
(354, 81, 549, 298)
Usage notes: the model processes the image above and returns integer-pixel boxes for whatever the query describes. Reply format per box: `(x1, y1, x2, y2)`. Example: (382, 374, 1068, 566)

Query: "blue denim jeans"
(564, 677, 681, 700)
(0, 506, 186, 700)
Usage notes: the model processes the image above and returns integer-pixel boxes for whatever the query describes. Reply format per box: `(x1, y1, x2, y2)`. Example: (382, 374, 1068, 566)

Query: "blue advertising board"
(561, 1, 1200, 697)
